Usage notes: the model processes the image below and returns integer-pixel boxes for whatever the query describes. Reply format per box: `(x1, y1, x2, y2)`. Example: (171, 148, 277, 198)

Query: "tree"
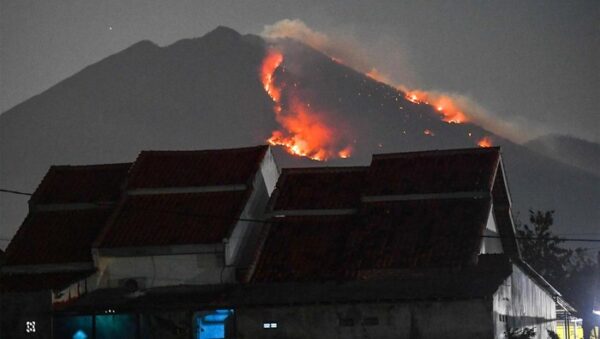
(516, 210, 599, 339)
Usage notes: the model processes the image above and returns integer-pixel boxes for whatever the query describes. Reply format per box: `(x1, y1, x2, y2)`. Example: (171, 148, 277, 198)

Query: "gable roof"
(30, 163, 130, 205)
(271, 167, 367, 211)
(97, 190, 251, 248)
(4, 209, 113, 266)
(96, 146, 270, 248)
(252, 198, 491, 283)
(251, 147, 511, 283)
(364, 147, 500, 197)
(4, 164, 130, 267)
(127, 146, 268, 189)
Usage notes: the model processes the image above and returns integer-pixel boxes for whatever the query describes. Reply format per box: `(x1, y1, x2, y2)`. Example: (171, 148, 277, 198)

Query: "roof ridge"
(372, 146, 500, 160)
(281, 166, 368, 174)
(136, 145, 269, 156)
(48, 162, 132, 170)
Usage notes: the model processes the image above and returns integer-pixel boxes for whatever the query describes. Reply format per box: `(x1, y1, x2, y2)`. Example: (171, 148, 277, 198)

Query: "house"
(1, 145, 279, 339)
(0, 163, 131, 339)
(1, 145, 572, 339)
(235, 147, 567, 338)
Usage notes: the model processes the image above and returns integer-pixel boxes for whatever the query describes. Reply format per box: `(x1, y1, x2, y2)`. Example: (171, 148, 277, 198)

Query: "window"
(196, 309, 234, 339)
(263, 322, 278, 329)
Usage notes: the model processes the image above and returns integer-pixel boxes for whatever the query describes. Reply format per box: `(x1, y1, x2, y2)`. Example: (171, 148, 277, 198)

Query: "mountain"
(1, 26, 598, 248)
(525, 134, 600, 176)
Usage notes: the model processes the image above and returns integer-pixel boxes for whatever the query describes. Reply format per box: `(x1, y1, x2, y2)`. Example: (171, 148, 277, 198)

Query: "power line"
(0, 188, 32, 196)
(2, 187, 600, 243)
(129, 207, 600, 243)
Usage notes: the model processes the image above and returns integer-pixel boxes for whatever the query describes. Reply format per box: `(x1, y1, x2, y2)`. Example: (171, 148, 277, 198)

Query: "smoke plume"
(262, 19, 538, 143)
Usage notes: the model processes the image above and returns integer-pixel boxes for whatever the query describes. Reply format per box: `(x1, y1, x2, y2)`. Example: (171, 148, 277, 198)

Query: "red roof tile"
(364, 147, 500, 196)
(4, 209, 113, 265)
(127, 146, 268, 189)
(271, 167, 367, 211)
(98, 191, 251, 247)
(31, 163, 130, 204)
(357, 198, 490, 270)
(252, 216, 360, 282)
(252, 198, 491, 283)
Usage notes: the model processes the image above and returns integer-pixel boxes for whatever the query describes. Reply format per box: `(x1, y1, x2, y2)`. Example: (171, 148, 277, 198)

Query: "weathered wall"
(235, 299, 494, 339)
(225, 151, 278, 268)
(94, 249, 231, 289)
(0, 290, 52, 339)
(481, 207, 503, 254)
(493, 264, 557, 338)
(90, 148, 279, 291)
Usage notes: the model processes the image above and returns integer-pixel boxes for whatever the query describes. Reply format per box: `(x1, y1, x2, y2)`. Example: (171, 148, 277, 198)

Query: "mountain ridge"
(524, 134, 600, 176)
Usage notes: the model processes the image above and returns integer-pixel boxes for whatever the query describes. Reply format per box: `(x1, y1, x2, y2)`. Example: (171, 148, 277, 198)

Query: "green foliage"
(516, 210, 574, 283)
(516, 210, 599, 338)
(505, 327, 536, 339)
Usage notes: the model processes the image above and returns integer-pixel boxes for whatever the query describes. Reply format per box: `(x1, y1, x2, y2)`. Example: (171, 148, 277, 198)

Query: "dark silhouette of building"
(1, 146, 573, 339)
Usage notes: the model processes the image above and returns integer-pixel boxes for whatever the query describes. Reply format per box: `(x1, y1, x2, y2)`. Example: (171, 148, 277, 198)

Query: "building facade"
(1, 146, 572, 339)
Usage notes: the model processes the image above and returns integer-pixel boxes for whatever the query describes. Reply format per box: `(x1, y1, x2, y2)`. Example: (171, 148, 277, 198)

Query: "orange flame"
(478, 136, 493, 148)
(403, 89, 469, 124)
(267, 97, 337, 161)
(261, 51, 283, 104)
(423, 129, 435, 136)
(261, 49, 352, 161)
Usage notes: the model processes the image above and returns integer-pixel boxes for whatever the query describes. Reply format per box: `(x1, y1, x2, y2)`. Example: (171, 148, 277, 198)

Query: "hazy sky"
(1, 0, 598, 142)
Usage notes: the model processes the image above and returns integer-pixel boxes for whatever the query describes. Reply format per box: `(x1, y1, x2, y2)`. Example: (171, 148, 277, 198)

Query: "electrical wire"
(2, 187, 600, 243)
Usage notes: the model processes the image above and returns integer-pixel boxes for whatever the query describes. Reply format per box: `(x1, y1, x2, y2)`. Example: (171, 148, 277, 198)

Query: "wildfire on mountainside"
(402, 89, 469, 124)
(260, 47, 491, 160)
(261, 49, 353, 161)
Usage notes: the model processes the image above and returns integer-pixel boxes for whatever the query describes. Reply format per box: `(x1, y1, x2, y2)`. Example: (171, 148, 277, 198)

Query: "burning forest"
(259, 43, 493, 161)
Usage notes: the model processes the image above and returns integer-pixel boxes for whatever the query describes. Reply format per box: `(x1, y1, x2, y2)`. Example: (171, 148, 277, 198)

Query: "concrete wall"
(94, 249, 231, 289)
(235, 300, 494, 339)
(90, 148, 280, 291)
(493, 264, 557, 338)
(225, 150, 278, 267)
(0, 290, 52, 339)
(481, 208, 503, 254)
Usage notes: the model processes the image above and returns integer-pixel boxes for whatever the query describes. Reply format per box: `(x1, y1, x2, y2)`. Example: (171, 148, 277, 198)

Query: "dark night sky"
(1, 0, 598, 142)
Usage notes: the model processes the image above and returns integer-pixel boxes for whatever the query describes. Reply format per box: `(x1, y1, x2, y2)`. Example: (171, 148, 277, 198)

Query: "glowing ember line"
(260, 49, 352, 161)
(403, 89, 469, 124)
(261, 51, 283, 104)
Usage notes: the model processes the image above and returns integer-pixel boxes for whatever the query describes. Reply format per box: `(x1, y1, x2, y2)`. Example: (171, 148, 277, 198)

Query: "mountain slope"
(525, 134, 600, 176)
(1, 27, 598, 248)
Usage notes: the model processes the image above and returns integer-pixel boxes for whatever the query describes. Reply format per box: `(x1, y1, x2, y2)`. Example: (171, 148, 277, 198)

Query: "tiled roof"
(127, 146, 268, 189)
(5, 163, 130, 267)
(271, 167, 367, 211)
(97, 191, 251, 247)
(4, 209, 113, 266)
(0, 271, 94, 292)
(30, 163, 131, 204)
(252, 198, 490, 282)
(252, 216, 360, 282)
(251, 147, 505, 283)
(364, 147, 500, 196)
(357, 198, 490, 271)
